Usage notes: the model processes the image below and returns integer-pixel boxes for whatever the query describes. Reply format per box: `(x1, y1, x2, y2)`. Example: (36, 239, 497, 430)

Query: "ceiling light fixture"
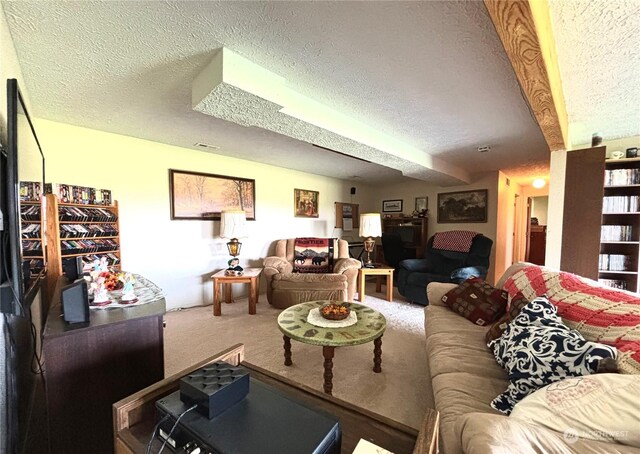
(532, 178, 546, 188)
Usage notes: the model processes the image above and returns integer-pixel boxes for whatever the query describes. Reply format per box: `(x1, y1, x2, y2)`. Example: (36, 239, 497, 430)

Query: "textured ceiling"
(2, 0, 552, 185)
(548, 0, 640, 147)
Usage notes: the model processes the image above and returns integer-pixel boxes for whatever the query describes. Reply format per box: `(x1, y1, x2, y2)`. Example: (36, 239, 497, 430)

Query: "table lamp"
(359, 213, 382, 268)
(220, 210, 247, 272)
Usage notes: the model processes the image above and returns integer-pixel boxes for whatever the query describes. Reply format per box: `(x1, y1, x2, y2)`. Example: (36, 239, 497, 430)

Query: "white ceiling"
(2, 0, 554, 185)
(548, 0, 640, 147)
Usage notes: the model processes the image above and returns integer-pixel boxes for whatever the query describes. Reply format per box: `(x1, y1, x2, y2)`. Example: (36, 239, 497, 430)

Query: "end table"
(211, 267, 262, 316)
(357, 265, 394, 302)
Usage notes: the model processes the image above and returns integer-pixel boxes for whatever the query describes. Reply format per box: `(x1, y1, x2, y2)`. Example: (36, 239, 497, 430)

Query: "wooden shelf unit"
(20, 199, 46, 281)
(45, 193, 121, 298)
(599, 159, 640, 291)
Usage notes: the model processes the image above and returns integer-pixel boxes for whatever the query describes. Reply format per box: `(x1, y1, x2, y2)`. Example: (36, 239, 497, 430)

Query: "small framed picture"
(415, 197, 428, 212)
(382, 199, 403, 213)
(294, 188, 319, 218)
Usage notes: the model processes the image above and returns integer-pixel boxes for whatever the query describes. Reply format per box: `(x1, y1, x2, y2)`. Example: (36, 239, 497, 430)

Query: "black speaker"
(63, 257, 84, 280)
(350, 187, 356, 195)
(61, 279, 90, 324)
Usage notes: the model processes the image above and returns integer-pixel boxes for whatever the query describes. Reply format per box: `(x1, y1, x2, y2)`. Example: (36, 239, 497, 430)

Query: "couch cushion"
(431, 373, 505, 454)
(503, 265, 640, 374)
(511, 374, 640, 447)
(457, 412, 640, 454)
(441, 277, 508, 326)
(489, 297, 617, 415)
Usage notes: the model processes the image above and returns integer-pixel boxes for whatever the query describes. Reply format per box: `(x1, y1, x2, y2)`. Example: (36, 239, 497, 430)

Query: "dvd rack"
(20, 199, 46, 280)
(45, 193, 121, 298)
(600, 157, 640, 292)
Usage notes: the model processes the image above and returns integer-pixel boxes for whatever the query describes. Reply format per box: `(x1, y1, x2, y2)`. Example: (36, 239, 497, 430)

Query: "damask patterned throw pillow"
(441, 277, 508, 326)
(489, 296, 618, 415)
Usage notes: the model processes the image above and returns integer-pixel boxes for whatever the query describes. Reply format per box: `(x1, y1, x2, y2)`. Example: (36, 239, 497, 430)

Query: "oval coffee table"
(277, 301, 387, 395)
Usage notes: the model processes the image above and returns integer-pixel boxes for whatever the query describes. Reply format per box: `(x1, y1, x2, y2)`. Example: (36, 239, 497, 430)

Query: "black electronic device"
(155, 379, 341, 454)
(179, 362, 249, 419)
(61, 279, 90, 324)
(63, 256, 85, 281)
(350, 187, 356, 195)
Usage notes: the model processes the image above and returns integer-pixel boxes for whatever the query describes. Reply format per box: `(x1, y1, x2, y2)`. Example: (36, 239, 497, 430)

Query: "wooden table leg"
(224, 283, 233, 304)
(283, 335, 292, 366)
(386, 272, 393, 302)
(323, 346, 335, 395)
(213, 279, 222, 316)
(357, 271, 365, 302)
(375, 275, 382, 293)
(249, 277, 257, 315)
(373, 336, 383, 373)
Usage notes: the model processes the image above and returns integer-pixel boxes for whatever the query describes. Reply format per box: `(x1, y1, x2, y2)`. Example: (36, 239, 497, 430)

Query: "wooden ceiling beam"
(484, 0, 568, 152)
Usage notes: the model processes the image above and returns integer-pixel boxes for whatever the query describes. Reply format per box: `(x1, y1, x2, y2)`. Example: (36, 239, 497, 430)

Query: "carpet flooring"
(163, 282, 434, 430)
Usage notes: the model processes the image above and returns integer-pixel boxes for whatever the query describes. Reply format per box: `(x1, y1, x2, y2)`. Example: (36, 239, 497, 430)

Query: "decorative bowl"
(319, 302, 350, 320)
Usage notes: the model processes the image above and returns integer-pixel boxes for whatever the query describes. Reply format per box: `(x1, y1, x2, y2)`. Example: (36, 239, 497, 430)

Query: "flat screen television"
(1, 78, 46, 454)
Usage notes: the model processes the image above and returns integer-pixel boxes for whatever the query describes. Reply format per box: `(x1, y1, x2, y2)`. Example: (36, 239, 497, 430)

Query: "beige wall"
(36, 119, 374, 310)
(365, 172, 499, 282)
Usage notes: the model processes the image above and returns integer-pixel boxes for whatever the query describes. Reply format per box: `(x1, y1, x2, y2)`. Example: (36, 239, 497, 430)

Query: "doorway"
(526, 196, 548, 265)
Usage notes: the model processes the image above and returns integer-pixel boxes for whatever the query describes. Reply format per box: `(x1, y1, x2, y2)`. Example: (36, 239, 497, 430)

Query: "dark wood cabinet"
(43, 277, 165, 454)
(527, 225, 546, 265)
(381, 217, 428, 259)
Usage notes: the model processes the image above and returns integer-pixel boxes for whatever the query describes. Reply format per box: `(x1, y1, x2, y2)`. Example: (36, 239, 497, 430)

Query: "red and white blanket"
(432, 230, 479, 252)
(503, 265, 640, 374)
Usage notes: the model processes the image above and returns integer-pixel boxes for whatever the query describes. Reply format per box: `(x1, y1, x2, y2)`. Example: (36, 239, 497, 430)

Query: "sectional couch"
(425, 262, 640, 453)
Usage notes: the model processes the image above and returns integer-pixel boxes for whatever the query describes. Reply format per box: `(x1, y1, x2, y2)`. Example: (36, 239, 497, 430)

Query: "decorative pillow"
(510, 374, 640, 447)
(489, 296, 617, 415)
(293, 238, 334, 273)
(503, 265, 640, 374)
(441, 277, 508, 326)
(485, 292, 530, 343)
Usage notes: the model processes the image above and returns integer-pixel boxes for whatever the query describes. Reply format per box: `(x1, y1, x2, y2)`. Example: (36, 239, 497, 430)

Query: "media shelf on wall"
(45, 193, 121, 296)
(599, 157, 640, 292)
(19, 199, 46, 279)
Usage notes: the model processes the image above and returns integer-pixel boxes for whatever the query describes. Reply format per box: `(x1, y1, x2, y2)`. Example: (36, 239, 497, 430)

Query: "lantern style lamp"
(359, 213, 382, 268)
(220, 210, 247, 272)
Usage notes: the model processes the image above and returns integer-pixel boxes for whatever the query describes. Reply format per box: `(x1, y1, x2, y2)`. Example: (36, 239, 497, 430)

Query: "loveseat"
(425, 262, 640, 453)
(263, 238, 361, 309)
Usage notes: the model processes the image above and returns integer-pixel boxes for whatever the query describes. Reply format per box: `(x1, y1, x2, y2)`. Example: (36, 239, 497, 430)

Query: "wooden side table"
(211, 267, 262, 316)
(357, 265, 394, 302)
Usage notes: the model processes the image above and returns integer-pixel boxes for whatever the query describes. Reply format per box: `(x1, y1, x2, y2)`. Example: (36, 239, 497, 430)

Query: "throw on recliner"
(397, 231, 493, 305)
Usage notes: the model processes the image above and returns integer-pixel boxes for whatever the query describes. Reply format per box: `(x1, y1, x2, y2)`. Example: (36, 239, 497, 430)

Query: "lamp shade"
(220, 210, 247, 239)
(359, 213, 382, 238)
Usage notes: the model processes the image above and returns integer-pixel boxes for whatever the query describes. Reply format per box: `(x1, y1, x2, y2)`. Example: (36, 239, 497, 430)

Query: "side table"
(211, 267, 262, 316)
(357, 265, 394, 302)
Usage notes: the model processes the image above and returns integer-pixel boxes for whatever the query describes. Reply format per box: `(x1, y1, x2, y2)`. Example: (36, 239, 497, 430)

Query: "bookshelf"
(45, 193, 121, 297)
(599, 157, 640, 291)
(20, 199, 46, 284)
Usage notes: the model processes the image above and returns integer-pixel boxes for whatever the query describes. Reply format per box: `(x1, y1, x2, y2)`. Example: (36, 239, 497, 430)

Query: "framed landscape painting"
(294, 188, 319, 218)
(382, 199, 403, 212)
(169, 169, 255, 220)
(437, 189, 487, 223)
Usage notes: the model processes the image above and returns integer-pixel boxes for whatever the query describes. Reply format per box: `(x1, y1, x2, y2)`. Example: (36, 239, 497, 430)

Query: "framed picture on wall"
(294, 188, 319, 217)
(437, 189, 488, 223)
(382, 199, 403, 212)
(414, 196, 428, 212)
(169, 169, 256, 220)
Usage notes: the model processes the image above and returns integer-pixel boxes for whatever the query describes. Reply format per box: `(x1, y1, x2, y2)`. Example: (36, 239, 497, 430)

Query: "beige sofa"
(263, 238, 361, 309)
(425, 262, 640, 454)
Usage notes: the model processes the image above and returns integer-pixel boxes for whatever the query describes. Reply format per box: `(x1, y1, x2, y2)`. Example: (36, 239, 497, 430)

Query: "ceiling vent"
(194, 142, 220, 150)
(477, 146, 491, 153)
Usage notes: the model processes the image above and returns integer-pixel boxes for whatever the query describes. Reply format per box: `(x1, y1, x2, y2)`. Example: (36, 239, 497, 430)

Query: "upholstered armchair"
(263, 238, 361, 309)
(397, 233, 493, 306)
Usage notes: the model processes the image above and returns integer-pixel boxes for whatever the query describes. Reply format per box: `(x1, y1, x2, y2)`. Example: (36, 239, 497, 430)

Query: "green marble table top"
(277, 301, 386, 347)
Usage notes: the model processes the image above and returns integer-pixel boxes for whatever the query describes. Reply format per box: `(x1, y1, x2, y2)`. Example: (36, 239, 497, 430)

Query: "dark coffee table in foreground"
(113, 344, 439, 454)
(277, 301, 387, 394)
